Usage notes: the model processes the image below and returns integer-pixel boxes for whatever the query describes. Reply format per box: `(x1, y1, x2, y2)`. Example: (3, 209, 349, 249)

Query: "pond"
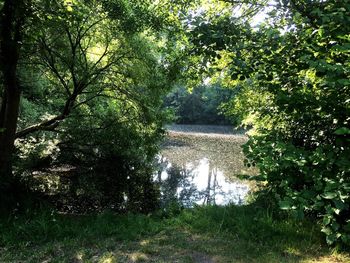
(25, 124, 256, 213)
(155, 125, 256, 207)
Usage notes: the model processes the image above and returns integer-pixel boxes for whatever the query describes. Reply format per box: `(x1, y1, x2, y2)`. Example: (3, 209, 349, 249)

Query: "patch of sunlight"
(203, 77, 211, 85)
(75, 251, 84, 261)
(140, 239, 150, 246)
(129, 252, 149, 262)
(284, 247, 302, 257)
(99, 253, 116, 263)
(306, 254, 350, 263)
(87, 45, 109, 65)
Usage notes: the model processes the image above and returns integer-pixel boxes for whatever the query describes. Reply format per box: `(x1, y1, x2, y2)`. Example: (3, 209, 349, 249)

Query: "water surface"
(156, 125, 256, 207)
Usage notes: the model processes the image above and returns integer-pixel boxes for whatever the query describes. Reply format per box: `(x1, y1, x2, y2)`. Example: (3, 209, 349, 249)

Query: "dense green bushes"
(187, 0, 350, 246)
(235, 2, 350, 246)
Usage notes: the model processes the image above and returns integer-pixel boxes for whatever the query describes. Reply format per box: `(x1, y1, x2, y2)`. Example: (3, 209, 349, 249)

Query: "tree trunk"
(0, 0, 24, 207)
(0, 87, 21, 177)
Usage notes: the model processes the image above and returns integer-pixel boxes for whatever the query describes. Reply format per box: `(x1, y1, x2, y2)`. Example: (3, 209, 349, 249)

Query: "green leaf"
(323, 216, 331, 225)
(279, 200, 292, 210)
(333, 199, 345, 210)
(326, 233, 337, 245)
(334, 127, 350, 135)
(321, 226, 332, 235)
(321, 192, 338, 200)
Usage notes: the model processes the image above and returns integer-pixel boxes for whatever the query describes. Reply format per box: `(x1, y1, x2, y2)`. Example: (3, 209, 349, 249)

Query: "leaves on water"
(161, 128, 258, 182)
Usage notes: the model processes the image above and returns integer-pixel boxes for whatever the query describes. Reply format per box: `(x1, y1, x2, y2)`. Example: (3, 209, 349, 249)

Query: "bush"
(225, 1, 350, 246)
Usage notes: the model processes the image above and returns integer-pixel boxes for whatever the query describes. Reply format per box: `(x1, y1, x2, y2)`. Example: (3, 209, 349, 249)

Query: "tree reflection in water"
(155, 156, 249, 208)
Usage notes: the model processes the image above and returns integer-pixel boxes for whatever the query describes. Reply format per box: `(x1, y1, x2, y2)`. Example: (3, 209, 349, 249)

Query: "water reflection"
(155, 156, 250, 207)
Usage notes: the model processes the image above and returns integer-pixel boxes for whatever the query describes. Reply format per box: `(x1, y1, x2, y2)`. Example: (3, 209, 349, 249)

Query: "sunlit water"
(155, 156, 249, 207)
(155, 127, 255, 207)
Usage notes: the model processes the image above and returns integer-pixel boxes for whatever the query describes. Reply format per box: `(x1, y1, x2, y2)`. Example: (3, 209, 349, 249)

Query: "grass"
(1, 203, 349, 263)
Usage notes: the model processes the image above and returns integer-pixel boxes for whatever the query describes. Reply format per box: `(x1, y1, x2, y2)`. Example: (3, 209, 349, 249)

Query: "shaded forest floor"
(1, 205, 349, 263)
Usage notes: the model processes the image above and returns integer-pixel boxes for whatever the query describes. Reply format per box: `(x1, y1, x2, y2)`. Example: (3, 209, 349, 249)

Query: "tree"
(187, 0, 350, 245)
(0, 0, 187, 210)
(164, 84, 236, 124)
(0, 0, 28, 205)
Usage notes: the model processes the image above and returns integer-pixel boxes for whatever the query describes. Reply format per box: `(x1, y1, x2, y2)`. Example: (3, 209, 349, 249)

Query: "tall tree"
(0, 0, 27, 196)
(0, 0, 191, 210)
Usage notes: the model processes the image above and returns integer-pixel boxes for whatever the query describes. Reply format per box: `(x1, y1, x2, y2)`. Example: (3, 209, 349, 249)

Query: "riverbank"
(2, 127, 349, 262)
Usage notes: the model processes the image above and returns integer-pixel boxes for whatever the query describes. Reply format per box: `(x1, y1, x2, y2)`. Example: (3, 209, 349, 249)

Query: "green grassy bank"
(1, 204, 349, 263)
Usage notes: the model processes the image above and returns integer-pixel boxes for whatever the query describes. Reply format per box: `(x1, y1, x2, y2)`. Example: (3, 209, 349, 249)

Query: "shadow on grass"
(0, 204, 349, 262)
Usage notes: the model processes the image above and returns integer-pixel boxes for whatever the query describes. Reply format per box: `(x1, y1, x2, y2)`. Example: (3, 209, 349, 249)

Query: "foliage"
(53, 101, 163, 213)
(1, 0, 349, 250)
(164, 83, 236, 124)
(240, 1, 350, 246)
(187, 0, 350, 246)
(0, 0, 188, 212)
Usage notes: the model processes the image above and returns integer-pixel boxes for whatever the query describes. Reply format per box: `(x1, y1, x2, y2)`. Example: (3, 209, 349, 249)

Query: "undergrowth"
(0, 203, 349, 262)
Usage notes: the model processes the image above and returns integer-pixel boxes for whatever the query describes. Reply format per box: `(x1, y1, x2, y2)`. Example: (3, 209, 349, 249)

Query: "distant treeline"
(164, 84, 236, 125)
